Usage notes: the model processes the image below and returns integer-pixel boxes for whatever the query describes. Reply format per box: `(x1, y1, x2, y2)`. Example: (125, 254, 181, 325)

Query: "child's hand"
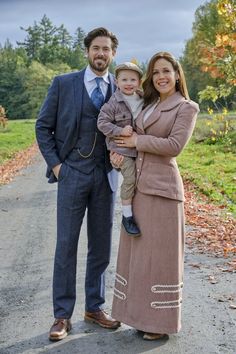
(121, 125, 133, 136)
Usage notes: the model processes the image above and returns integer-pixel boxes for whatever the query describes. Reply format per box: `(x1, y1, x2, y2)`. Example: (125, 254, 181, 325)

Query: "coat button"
(137, 169, 140, 172)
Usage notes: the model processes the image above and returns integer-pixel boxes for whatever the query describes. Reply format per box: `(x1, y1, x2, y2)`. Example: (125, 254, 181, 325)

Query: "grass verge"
(0, 118, 235, 216)
(178, 116, 236, 216)
(0, 119, 36, 164)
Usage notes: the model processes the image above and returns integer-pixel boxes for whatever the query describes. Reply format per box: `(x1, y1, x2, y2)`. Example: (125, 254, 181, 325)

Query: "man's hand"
(52, 163, 62, 179)
(110, 151, 124, 169)
(121, 125, 133, 137)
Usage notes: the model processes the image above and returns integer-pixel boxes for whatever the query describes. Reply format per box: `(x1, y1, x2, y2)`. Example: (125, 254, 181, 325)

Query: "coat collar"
(136, 91, 186, 131)
(156, 91, 185, 112)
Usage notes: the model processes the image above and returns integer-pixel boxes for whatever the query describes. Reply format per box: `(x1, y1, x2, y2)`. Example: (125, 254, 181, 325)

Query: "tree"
(197, 0, 236, 107)
(180, 0, 221, 106)
(181, 0, 236, 109)
(22, 61, 71, 118)
(17, 22, 42, 61)
(0, 17, 89, 119)
(17, 15, 87, 68)
(73, 27, 86, 50)
(0, 42, 29, 118)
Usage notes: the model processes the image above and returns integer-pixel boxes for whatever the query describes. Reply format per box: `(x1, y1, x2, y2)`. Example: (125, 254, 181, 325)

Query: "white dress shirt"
(84, 65, 109, 98)
(143, 101, 159, 122)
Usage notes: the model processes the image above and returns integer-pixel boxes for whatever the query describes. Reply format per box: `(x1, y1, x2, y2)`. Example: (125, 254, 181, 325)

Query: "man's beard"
(88, 58, 110, 72)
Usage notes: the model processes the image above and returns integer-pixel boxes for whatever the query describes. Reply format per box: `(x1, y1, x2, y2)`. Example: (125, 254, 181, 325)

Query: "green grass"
(178, 130, 236, 216)
(0, 119, 36, 164)
(0, 117, 235, 216)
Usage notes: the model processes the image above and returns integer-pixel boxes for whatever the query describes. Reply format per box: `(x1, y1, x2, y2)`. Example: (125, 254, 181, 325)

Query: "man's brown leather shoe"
(49, 319, 72, 341)
(84, 310, 121, 329)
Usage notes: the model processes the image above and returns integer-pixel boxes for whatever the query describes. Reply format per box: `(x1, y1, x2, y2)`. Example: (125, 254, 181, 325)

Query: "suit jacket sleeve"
(136, 101, 199, 157)
(35, 76, 62, 170)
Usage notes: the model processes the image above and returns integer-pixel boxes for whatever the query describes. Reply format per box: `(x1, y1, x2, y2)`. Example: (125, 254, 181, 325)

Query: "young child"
(97, 62, 143, 237)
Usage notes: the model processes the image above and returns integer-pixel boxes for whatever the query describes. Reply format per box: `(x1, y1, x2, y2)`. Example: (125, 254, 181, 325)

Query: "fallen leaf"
(229, 304, 236, 309)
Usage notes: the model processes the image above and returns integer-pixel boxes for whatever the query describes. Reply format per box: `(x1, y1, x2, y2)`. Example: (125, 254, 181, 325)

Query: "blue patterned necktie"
(91, 77, 104, 110)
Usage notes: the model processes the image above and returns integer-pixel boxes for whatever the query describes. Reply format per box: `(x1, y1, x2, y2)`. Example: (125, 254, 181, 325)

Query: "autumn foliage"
(185, 181, 236, 262)
(199, 0, 236, 98)
(0, 105, 8, 128)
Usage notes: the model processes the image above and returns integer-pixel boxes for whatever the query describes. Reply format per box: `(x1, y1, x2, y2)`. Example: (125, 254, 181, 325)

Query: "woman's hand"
(110, 151, 124, 169)
(114, 132, 138, 148)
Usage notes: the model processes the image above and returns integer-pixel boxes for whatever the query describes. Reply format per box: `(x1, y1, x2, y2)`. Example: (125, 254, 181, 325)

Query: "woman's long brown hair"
(143, 51, 189, 107)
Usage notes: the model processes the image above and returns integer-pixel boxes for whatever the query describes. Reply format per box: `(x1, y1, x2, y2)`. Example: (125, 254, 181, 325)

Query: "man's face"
(86, 36, 116, 75)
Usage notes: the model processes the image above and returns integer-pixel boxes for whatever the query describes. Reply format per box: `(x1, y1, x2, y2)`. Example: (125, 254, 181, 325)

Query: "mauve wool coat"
(112, 91, 199, 334)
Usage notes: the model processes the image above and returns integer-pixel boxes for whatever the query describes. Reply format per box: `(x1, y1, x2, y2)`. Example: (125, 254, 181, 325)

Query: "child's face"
(116, 70, 141, 95)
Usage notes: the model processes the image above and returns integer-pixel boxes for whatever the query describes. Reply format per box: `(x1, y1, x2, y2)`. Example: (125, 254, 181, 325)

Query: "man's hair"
(84, 27, 119, 50)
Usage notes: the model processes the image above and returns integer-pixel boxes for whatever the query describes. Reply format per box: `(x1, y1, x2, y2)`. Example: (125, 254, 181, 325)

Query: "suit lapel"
(143, 106, 161, 130)
(105, 73, 116, 102)
(135, 109, 146, 133)
(73, 69, 85, 126)
(136, 104, 161, 132)
(142, 92, 186, 130)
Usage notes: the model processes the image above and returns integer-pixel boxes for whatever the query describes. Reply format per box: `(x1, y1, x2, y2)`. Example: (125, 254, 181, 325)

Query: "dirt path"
(0, 153, 235, 354)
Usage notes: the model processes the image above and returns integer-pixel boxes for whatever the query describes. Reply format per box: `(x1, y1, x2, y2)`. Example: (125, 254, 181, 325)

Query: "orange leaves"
(215, 34, 229, 47)
(217, 0, 236, 29)
(185, 180, 236, 261)
(200, 34, 235, 80)
(130, 58, 139, 65)
(0, 143, 38, 185)
(0, 145, 235, 274)
(0, 105, 8, 129)
(215, 33, 236, 48)
(229, 78, 236, 86)
(199, 0, 236, 85)
(201, 65, 209, 73)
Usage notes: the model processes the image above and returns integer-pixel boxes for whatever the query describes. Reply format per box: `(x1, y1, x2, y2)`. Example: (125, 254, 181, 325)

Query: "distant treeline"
(0, 15, 89, 119)
(0, 0, 235, 119)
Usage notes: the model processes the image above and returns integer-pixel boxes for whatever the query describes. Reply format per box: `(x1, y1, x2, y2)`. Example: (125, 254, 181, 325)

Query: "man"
(35, 27, 120, 341)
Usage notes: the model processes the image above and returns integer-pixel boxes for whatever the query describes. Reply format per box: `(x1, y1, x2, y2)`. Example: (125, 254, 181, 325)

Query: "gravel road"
(0, 153, 235, 354)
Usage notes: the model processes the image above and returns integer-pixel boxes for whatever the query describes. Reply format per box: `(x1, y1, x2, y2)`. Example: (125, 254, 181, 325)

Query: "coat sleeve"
(35, 76, 62, 170)
(97, 99, 124, 137)
(136, 101, 199, 157)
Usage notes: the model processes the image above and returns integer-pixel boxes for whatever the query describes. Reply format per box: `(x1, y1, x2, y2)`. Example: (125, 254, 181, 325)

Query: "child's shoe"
(122, 216, 141, 237)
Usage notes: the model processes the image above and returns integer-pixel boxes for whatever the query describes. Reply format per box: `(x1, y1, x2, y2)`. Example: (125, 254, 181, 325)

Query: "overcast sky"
(0, 0, 207, 64)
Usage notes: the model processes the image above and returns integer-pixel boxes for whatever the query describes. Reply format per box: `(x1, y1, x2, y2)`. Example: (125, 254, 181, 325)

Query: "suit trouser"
(53, 162, 114, 319)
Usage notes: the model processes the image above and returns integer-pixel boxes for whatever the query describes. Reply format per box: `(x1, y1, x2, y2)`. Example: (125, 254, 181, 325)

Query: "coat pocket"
(137, 162, 174, 194)
(57, 163, 68, 182)
(115, 114, 132, 127)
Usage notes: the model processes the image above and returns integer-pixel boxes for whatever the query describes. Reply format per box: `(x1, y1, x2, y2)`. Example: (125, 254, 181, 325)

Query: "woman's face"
(152, 58, 179, 101)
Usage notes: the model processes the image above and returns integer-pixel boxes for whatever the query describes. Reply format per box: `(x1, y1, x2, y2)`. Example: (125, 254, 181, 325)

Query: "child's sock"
(122, 205, 132, 218)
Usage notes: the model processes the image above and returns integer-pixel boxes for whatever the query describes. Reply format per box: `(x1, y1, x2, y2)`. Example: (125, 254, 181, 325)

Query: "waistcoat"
(66, 84, 112, 174)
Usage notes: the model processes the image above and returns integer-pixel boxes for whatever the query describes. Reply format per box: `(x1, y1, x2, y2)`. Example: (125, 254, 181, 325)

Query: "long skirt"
(111, 190, 185, 334)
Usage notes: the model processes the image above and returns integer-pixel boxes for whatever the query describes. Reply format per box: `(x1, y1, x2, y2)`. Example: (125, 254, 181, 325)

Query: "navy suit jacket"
(35, 68, 118, 189)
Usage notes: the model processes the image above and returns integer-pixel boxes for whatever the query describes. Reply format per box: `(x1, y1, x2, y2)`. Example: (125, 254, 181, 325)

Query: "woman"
(111, 52, 199, 340)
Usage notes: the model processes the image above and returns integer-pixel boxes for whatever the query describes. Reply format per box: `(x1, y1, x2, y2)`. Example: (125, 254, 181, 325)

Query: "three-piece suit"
(36, 68, 118, 319)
